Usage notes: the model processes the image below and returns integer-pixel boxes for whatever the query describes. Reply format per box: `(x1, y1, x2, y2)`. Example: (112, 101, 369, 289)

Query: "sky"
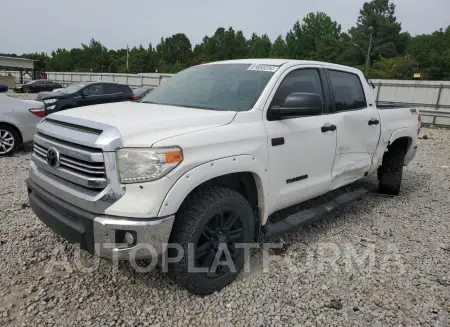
(1, 0, 449, 54)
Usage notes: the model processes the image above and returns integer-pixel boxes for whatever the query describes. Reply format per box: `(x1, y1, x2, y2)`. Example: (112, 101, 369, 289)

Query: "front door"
(264, 66, 338, 213)
(325, 69, 381, 190)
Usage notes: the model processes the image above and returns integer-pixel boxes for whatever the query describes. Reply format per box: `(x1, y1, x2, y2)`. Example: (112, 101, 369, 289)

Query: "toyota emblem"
(46, 147, 60, 168)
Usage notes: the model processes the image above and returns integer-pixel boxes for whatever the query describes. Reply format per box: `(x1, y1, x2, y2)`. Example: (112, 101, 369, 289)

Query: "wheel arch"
(0, 121, 23, 145)
(388, 129, 413, 152)
(158, 156, 268, 235)
(389, 136, 412, 151)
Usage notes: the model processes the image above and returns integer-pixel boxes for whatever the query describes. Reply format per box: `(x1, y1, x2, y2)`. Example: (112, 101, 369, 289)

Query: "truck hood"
(50, 102, 237, 147)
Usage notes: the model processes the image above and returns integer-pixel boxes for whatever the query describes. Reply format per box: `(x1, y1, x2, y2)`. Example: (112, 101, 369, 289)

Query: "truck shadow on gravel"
(236, 170, 430, 278)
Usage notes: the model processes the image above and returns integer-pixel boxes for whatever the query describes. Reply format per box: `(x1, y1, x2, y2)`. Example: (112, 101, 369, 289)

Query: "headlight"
(44, 99, 57, 104)
(117, 147, 183, 183)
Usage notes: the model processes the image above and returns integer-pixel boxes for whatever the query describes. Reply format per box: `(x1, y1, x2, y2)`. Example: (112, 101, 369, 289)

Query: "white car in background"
(0, 92, 45, 156)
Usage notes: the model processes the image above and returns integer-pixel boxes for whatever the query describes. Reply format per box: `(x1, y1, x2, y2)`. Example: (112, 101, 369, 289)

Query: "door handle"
(321, 124, 337, 132)
(368, 119, 380, 125)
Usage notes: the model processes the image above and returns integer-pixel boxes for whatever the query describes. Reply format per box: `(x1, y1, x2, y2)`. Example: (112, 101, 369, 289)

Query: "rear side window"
(120, 85, 132, 93)
(104, 84, 132, 94)
(103, 84, 118, 94)
(328, 70, 367, 111)
(271, 69, 324, 107)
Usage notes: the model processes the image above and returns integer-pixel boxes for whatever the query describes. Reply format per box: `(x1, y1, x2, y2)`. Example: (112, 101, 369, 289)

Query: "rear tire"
(167, 186, 255, 295)
(378, 145, 406, 195)
(0, 124, 20, 156)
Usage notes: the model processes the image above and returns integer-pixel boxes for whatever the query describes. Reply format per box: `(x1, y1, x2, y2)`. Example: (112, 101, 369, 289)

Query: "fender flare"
(157, 155, 269, 222)
(387, 128, 417, 166)
(388, 128, 412, 147)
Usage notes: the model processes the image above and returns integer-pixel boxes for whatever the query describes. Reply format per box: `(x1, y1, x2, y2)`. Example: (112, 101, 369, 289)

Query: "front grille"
(32, 134, 107, 190)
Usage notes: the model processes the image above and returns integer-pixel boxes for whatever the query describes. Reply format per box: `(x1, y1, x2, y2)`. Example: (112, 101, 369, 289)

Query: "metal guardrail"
(3, 71, 450, 127)
(377, 101, 450, 127)
(373, 81, 450, 127)
(420, 109, 450, 119)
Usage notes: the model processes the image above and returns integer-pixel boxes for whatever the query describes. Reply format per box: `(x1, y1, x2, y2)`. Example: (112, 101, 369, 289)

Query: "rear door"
(83, 84, 106, 106)
(34, 80, 45, 92)
(103, 84, 121, 103)
(118, 85, 134, 101)
(326, 68, 381, 190)
(103, 84, 126, 103)
(264, 66, 338, 213)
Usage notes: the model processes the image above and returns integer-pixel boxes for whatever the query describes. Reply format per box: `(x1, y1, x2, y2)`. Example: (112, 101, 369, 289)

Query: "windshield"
(141, 63, 276, 111)
(60, 83, 85, 94)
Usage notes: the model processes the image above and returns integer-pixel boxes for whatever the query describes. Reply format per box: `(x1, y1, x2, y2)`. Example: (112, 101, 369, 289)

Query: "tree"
(408, 26, 450, 80)
(247, 33, 272, 58)
(3, 7, 450, 80)
(196, 27, 248, 62)
(126, 45, 157, 73)
(349, 0, 410, 66)
(368, 54, 418, 79)
(286, 12, 342, 60)
(156, 33, 192, 67)
(269, 35, 287, 58)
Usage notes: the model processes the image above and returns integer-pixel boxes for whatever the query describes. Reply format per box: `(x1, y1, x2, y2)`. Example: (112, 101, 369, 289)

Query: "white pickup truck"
(27, 59, 420, 295)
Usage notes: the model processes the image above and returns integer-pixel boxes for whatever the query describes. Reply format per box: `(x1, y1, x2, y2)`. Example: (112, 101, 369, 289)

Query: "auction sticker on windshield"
(247, 64, 279, 72)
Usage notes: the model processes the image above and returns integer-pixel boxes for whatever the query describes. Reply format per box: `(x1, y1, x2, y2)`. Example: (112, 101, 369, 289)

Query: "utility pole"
(365, 27, 373, 75)
(126, 44, 129, 73)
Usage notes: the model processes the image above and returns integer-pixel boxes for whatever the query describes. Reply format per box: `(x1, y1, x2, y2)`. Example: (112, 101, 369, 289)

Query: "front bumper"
(27, 178, 175, 260)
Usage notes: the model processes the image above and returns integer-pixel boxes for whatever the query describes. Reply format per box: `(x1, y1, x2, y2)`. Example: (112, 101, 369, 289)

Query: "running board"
(262, 188, 369, 238)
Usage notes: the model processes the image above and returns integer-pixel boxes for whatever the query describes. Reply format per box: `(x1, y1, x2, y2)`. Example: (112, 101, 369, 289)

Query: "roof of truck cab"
(202, 59, 363, 74)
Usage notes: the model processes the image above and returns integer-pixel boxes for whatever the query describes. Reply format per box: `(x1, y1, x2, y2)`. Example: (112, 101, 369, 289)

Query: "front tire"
(378, 145, 406, 195)
(0, 125, 20, 156)
(167, 186, 255, 295)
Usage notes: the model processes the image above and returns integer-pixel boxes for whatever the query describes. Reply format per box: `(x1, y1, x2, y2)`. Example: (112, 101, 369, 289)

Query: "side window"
(84, 84, 104, 96)
(121, 85, 132, 94)
(328, 70, 367, 111)
(271, 69, 324, 107)
(104, 84, 123, 94)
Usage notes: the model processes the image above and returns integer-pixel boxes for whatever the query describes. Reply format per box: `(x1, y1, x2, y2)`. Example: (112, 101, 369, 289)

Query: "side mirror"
(268, 92, 323, 120)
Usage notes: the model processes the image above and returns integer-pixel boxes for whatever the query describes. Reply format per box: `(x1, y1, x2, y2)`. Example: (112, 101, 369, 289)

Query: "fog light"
(124, 232, 135, 245)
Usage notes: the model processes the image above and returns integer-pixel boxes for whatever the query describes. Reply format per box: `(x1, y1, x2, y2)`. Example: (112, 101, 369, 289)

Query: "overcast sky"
(2, 0, 449, 54)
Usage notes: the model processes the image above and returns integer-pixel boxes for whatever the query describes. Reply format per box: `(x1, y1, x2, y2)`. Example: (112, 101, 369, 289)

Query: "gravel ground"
(0, 128, 449, 327)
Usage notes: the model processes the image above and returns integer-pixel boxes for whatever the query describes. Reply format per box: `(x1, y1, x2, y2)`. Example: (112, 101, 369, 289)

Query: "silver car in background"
(0, 93, 45, 156)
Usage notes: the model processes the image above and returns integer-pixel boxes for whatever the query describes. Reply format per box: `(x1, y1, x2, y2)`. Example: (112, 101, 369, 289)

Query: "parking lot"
(0, 104, 449, 327)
